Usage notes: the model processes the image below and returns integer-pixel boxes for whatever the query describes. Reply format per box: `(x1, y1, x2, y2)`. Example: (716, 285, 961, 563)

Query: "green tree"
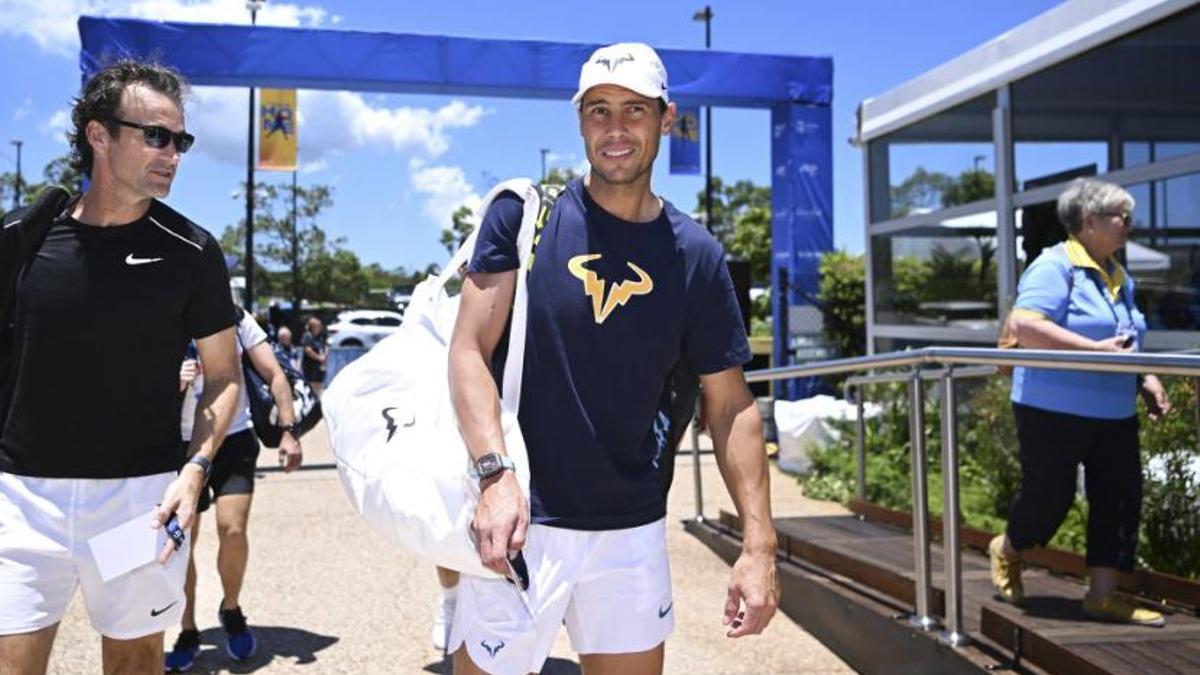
(303, 247, 368, 306)
(817, 251, 867, 358)
(890, 167, 954, 218)
(220, 180, 369, 306)
(0, 172, 17, 210)
(543, 166, 580, 186)
(694, 177, 772, 253)
(440, 205, 476, 255)
(889, 166, 996, 218)
(1, 154, 85, 209)
(438, 167, 583, 256)
(942, 168, 995, 207)
(728, 205, 771, 283)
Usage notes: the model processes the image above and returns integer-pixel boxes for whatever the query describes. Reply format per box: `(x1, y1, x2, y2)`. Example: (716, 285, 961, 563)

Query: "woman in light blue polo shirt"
(988, 179, 1171, 626)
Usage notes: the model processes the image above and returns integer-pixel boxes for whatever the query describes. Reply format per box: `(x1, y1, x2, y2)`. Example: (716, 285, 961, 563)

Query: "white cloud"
(323, 94, 486, 156)
(39, 109, 72, 144)
(299, 158, 327, 174)
(0, 0, 331, 57)
(409, 159, 481, 228)
(13, 99, 34, 121)
(185, 87, 487, 168)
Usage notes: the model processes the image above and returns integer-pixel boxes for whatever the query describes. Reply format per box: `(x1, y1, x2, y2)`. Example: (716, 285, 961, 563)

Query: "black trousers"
(1006, 403, 1141, 571)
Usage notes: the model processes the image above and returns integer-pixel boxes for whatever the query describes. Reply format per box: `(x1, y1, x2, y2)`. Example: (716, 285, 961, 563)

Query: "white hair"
(1056, 178, 1134, 234)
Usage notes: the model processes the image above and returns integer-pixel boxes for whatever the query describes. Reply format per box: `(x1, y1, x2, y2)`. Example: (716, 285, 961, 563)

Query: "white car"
(327, 310, 403, 348)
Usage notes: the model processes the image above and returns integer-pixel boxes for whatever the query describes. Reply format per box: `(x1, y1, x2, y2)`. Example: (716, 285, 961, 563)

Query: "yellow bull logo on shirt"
(567, 254, 654, 324)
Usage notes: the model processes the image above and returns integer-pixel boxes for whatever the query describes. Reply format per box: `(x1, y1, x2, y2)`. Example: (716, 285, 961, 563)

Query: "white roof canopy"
(855, 0, 1198, 143)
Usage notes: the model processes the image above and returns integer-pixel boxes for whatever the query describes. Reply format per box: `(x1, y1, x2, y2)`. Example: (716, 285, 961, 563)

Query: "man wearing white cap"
(448, 42, 779, 674)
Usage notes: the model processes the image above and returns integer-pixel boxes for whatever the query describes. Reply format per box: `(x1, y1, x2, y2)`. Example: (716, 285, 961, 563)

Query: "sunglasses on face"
(108, 117, 195, 153)
(1097, 211, 1132, 227)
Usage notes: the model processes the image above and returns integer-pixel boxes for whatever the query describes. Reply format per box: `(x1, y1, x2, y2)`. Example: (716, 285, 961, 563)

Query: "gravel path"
(45, 422, 852, 674)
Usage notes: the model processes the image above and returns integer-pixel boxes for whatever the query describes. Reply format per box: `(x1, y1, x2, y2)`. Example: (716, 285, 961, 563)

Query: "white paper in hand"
(87, 512, 168, 583)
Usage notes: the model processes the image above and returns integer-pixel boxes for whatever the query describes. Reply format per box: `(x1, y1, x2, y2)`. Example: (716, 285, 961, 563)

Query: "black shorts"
(181, 429, 261, 514)
(303, 363, 325, 385)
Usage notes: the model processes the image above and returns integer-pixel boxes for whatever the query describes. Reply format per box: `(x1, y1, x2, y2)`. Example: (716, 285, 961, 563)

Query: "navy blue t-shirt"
(468, 178, 750, 530)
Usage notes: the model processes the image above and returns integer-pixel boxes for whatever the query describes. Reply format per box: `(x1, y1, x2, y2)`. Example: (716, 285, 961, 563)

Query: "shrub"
(800, 374, 1200, 579)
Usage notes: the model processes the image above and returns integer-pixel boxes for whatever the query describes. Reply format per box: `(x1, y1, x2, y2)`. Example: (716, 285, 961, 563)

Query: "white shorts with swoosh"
(449, 517, 673, 675)
(0, 471, 189, 639)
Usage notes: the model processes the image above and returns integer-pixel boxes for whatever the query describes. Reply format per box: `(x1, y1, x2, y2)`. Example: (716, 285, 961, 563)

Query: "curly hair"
(69, 59, 188, 179)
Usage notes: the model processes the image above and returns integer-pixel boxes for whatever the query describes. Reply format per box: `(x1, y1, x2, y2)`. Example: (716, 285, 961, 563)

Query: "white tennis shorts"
(0, 471, 189, 639)
(449, 517, 674, 675)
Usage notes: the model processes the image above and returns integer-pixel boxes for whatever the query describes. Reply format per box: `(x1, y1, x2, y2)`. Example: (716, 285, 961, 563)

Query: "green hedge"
(804, 249, 1199, 579)
(800, 373, 1199, 579)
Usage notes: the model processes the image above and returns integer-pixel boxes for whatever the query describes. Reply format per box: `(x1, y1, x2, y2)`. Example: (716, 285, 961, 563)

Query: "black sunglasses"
(108, 117, 195, 153)
(1097, 211, 1132, 227)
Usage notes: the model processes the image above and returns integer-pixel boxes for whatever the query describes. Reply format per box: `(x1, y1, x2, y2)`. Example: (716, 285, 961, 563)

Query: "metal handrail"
(691, 346, 1200, 648)
(844, 366, 995, 502)
(745, 346, 1200, 381)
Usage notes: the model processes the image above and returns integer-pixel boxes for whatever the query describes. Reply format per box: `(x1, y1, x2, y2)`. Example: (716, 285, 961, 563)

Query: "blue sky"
(0, 0, 1062, 273)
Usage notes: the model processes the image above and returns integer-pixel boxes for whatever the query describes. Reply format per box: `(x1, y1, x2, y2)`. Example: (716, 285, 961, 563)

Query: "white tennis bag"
(324, 178, 543, 578)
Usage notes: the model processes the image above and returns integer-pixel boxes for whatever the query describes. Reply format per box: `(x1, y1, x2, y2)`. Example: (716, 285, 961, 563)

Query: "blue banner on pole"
(770, 103, 833, 400)
(670, 107, 701, 175)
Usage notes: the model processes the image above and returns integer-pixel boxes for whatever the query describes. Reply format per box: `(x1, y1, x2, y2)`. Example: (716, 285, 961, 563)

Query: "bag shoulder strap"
(528, 183, 564, 270)
(0, 186, 72, 330)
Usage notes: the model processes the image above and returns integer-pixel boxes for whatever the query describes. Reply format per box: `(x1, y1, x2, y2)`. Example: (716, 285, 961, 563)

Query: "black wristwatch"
(185, 455, 213, 479)
(472, 452, 515, 482)
(284, 421, 303, 437)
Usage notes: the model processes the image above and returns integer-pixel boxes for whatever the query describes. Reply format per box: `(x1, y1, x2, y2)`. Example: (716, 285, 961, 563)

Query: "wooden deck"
(710, 507, 1200, 674)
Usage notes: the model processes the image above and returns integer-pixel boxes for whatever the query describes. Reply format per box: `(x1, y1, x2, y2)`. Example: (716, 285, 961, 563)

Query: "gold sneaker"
(988, 534, 1024, 603)
(1082, 593, 1165, 627)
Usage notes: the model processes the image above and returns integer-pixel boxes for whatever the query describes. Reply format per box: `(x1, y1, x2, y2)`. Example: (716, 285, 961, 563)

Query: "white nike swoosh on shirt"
(125, 254, 165, 266)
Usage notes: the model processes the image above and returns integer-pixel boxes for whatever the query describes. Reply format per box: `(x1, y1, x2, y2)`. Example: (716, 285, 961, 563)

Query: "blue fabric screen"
(78, 16, 834, 398)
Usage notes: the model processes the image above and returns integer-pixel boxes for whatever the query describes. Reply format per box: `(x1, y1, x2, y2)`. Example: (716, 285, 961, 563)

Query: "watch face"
(479, 454, 500, 476)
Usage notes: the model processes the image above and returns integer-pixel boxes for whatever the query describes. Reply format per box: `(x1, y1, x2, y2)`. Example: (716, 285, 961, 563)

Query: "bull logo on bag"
(380, 407, 413, 443)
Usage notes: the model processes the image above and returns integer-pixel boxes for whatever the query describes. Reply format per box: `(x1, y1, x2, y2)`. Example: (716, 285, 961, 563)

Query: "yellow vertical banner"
(259, 89, 297, 171)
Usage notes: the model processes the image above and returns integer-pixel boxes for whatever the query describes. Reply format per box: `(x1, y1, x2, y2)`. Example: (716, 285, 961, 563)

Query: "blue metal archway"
(78, 17, 832, 398)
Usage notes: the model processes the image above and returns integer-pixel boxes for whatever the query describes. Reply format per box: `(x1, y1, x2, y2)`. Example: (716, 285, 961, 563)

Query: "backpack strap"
(527, 182, 563, 270)
(0, 186, 72, 330)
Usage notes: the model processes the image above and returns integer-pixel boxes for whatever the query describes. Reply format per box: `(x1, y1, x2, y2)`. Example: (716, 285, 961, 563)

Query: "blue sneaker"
(164, 629, 199, 673)
(218, 605, 256, 661)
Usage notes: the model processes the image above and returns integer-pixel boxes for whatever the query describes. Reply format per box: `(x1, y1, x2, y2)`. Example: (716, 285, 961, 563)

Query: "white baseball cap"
(572, 42, 669, 109)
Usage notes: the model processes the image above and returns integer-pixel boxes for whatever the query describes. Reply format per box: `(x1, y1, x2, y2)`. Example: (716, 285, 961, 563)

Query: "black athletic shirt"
(0, 199, 237, 478)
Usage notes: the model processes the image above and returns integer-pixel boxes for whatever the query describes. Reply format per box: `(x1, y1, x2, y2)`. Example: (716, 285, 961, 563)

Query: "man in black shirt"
(0, 60, 241, 674)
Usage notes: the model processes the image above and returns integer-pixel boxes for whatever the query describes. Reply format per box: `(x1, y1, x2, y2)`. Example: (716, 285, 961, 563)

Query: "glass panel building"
(857, 0, 1200, 353)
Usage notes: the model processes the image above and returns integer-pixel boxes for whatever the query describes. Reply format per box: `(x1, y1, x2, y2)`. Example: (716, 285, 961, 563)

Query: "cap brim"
(572, 83, 667, 108)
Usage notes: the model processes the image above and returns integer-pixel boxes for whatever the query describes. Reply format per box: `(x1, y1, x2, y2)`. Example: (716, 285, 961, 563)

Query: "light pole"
(693, 6, 714, 234)
(10, 140, 23, 210)
(291, 170, 300, 311)
(973, 154, 986, 172)
(244, 0, 264, 309)
(540, 148, 550, 182)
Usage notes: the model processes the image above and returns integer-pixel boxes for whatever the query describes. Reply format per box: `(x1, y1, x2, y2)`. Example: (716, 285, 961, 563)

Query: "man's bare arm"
(188, 327, 242, 464)
(448, 269, 527, 575)
(152, 326, 241, 559)
(449, 270, 516, 458)
(701, 366, 779, 637)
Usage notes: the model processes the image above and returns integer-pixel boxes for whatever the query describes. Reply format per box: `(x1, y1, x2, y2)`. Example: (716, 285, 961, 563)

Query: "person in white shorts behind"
(447, 42, 779, 675)
(0, 59, 242, 674)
